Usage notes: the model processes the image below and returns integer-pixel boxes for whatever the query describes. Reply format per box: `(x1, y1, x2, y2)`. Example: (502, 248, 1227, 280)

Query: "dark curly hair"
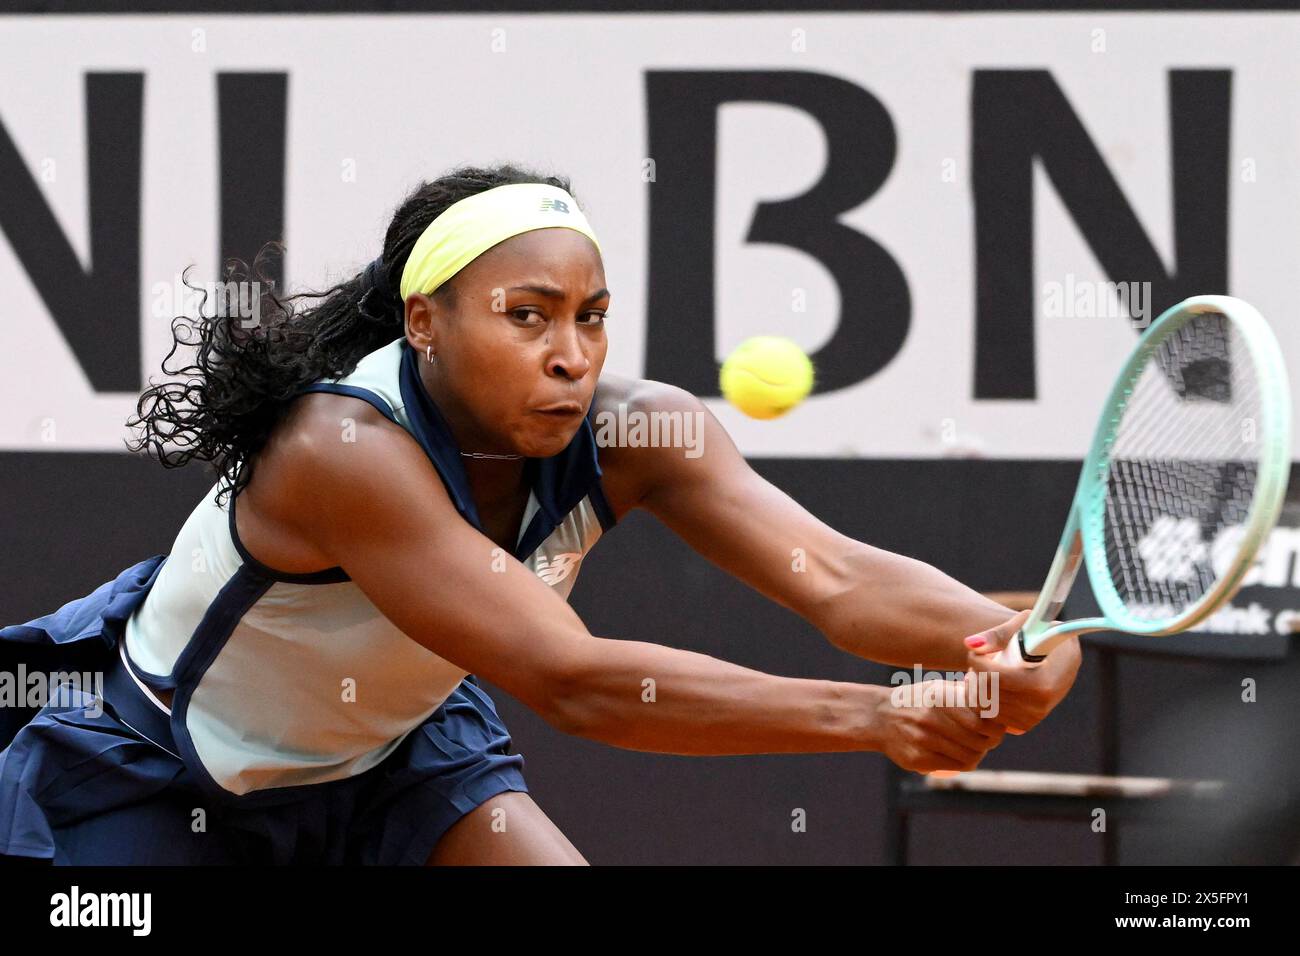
(126, 162, 576, 506)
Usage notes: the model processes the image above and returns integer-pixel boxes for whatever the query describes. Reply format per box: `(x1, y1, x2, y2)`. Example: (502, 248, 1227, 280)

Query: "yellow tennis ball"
(719, 336, 815, 420)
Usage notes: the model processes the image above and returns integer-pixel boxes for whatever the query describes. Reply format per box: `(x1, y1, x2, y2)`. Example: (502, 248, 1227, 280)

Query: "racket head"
(1073, 295, 1291, 638)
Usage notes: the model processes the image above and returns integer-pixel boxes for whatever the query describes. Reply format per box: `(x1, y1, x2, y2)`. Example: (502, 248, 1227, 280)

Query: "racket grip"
(997, 629, 1048, 668)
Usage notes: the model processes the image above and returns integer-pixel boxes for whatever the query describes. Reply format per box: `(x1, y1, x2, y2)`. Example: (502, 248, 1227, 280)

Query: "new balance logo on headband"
(540, 198, 570, 214)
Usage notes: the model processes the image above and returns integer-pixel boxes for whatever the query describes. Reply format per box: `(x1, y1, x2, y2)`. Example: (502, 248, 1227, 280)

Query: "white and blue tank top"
(121, 337, 616, 802)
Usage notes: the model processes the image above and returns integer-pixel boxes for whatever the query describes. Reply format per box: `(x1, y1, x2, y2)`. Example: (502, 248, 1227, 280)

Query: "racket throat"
(1037, 528, 1084, 625)
(1019, 527, 1085, 658)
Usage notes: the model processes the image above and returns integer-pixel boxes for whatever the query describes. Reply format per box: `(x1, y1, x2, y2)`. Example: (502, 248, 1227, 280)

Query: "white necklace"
(459, 451, 524, 460)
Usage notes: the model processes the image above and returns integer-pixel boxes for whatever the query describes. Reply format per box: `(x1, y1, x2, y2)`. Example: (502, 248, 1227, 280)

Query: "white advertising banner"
(0, 13, 1296, 457)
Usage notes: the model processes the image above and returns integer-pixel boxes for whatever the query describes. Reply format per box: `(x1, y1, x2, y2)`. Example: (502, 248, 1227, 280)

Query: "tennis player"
(0, 164, 1081, 865)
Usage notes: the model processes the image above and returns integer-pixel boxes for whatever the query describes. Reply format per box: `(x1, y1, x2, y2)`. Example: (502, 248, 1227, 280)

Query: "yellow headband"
(399, 182, 601, 300)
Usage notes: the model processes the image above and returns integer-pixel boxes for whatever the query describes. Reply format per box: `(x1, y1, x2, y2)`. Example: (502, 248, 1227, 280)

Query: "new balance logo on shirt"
(535, 552, 581, 587)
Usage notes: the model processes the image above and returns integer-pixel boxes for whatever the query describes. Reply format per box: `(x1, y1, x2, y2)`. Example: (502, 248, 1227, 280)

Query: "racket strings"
(1100, 312, 1262, 622)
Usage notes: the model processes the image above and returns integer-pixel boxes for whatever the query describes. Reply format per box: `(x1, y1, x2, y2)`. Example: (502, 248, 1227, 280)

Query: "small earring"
(426, 346, 435, 364)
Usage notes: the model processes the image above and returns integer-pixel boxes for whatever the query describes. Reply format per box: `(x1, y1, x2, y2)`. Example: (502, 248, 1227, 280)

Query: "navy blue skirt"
(0, 556, 528, 865)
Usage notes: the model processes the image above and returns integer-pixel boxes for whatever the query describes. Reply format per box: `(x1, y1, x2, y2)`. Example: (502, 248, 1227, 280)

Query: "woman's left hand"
(961, 610, 1083, 736)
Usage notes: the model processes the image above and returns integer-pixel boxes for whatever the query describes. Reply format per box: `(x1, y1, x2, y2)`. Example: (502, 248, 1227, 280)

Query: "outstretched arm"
(630, 382, 1013, 669)
(627, 382, 1081, 728)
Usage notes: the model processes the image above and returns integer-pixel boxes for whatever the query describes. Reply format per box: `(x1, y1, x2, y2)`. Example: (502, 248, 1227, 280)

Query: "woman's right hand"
(875, 679, 1006, 774)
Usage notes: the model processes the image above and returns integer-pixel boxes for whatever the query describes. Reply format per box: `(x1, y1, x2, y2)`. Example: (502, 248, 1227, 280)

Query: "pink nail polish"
(965, 636, 986, 648)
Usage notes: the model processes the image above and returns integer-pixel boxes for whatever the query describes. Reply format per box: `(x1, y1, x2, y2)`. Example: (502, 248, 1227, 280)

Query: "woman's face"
(406, 227, 610, 459)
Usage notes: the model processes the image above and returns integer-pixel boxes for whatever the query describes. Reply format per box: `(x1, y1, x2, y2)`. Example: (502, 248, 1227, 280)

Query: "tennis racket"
(999, 294, 1292, 667)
